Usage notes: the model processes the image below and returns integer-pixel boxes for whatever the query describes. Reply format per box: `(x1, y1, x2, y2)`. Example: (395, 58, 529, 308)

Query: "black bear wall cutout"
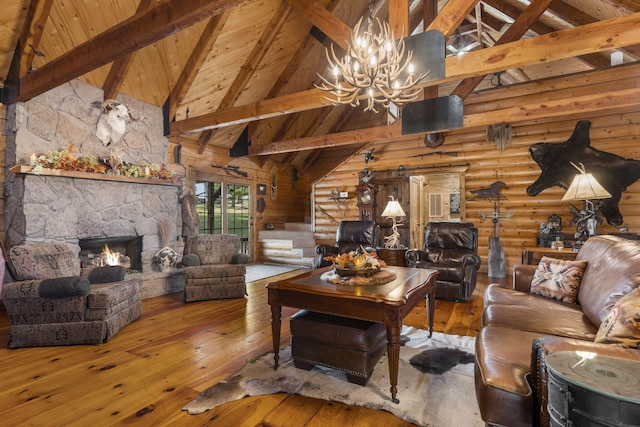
(527, 120, 640, 226)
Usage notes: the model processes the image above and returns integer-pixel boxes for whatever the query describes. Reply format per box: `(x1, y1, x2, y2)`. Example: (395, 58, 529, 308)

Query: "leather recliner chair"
(405, 221, 481, 301)
(315, 221, 379, 268)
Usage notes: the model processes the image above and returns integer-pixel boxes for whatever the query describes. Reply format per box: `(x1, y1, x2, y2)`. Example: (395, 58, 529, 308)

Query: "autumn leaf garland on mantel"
(30, 145, 174, 180)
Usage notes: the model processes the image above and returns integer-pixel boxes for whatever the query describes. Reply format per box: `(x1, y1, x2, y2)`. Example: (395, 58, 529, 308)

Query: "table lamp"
(561, 162, 611, 246)
(381, 196, 406, 248)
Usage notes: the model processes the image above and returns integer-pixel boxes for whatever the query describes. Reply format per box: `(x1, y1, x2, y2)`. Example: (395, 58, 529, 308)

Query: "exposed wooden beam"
(285, 0, 351, 50)
(389, 0, 410, 37)
(103, 0, 154, 100)
(170, 0, 481, 136)
(249, 122, 402, 155)
(425, 0, 479, 37)
(7, 0, 245, 103)
(169, 12, 640, 137)
(199, 2, 292, 154)
(549, 0, 640, 59)
(246, 0, 343, 162)
(422, 0, 439, 100)
(452, 0, 553, 99)
(248, 85, 640, 156)
(168, 11, 231, 120)
(17, 0, 53, 77)
(483, 0, 613, 68)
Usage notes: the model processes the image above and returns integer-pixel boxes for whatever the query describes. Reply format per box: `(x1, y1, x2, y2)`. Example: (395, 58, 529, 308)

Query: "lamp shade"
(381, 199, 406, 218)
(561, 172, 612, 201)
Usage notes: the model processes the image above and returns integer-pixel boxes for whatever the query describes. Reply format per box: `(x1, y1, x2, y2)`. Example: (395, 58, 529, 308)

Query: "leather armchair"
(315, 221, 379, 268)
(405, 221, 481, 301)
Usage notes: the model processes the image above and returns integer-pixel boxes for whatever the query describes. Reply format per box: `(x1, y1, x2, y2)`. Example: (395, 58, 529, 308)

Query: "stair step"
(261, 255, 315, 267)
(260, 239, 316, 250)
(284, 222, 312, 232)
(258, 222, 316, 268)
(259, 230, 314, 240)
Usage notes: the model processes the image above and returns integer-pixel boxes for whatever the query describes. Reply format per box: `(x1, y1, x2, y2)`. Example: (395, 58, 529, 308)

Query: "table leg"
(426, 291, 434, 338)
(385, 323, 401, 404)
(270, 304, 281, 370)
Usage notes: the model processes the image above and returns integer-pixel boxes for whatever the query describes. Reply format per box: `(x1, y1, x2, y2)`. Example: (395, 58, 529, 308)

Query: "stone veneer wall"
(3, 79, 183, 274)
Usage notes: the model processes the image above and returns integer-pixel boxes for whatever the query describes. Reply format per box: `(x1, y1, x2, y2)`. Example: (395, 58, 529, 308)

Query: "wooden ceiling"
(1, 0, 639, 175)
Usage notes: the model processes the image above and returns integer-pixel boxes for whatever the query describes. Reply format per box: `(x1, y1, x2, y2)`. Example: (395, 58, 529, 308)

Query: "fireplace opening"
(79, 236, 143, 273)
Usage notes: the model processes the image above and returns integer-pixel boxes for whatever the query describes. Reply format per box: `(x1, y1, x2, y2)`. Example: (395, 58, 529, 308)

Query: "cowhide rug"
(183, 326, 482, 426)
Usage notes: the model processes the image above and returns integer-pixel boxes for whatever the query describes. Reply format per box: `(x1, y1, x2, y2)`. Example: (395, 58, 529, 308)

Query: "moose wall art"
(527, 120, 640, 226)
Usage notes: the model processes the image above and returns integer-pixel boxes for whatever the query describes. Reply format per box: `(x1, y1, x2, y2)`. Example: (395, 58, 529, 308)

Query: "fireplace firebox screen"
(79, 236, 143, 272)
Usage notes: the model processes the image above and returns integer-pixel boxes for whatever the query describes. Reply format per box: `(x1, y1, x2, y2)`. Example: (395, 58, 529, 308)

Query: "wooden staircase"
(258, 222, 316, 267)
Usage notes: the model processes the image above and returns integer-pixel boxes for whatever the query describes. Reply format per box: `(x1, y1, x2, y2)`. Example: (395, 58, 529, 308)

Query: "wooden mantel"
(10, 165, 183, 187)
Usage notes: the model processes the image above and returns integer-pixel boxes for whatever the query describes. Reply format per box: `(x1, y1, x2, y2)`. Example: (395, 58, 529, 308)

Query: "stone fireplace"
(3, 80, 186, 297)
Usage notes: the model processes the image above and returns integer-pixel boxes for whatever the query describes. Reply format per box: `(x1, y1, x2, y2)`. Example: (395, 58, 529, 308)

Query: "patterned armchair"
(315, 221, 380, 268)
(182, 234, 247, 302)
(2, 241, 142, 348)
(405, 221, 481, 301)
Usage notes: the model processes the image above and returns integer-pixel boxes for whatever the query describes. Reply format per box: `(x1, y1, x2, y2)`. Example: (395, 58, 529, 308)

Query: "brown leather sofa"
(315, 221, 379, 268)
(405, 221, 481, 301)
(474, 235, 640, 426)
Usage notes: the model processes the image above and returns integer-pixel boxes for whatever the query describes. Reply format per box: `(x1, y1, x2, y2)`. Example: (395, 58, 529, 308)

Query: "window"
(196, 180, 250, 253)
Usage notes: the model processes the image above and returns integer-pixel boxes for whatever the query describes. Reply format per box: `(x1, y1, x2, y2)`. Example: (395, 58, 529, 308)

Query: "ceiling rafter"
(198, 1, 293, 154)
(6, 0, 245, 103)
(483, 0, 612, 69)
(549, 0, 640, 59)
(285, 0, 351, 51)
(249, 81, 640, 156)
(16, 0, 54, 78)
(168, 11, 231, 121)
(170, 12, 640, 138)
(452, 0, 553, 99)
(103, 0, 154, 100)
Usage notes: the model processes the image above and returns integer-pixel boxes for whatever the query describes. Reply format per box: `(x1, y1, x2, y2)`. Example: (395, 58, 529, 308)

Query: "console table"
(546, 351, 640, 426)
(522, 247, 578, 265)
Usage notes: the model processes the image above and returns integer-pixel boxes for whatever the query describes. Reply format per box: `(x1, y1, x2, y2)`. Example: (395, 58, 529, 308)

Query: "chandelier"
(315, 6, 429, 113)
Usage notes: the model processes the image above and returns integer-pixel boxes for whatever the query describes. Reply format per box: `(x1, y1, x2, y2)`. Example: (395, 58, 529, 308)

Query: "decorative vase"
(154, 246, 177, 272)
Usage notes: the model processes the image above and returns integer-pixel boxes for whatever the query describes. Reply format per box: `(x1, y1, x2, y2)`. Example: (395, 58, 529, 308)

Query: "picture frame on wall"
(257, 183, 267, 195)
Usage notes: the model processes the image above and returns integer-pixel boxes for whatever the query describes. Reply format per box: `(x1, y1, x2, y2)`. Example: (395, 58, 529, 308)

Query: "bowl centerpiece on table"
(324, 248, 387, 278)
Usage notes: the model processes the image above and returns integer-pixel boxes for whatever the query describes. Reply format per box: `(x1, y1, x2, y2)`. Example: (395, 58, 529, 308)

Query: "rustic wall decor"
(527, 120, 640, 226)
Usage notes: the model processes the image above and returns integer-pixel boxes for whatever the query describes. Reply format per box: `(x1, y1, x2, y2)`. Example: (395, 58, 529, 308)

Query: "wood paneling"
(313, 65, 640, 273)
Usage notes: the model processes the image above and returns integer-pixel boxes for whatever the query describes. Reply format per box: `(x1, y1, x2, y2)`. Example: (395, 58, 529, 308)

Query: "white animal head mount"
(95, 99, 138, 146)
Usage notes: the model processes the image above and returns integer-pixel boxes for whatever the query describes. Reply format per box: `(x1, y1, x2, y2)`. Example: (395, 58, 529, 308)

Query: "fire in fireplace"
(79, 236, 143, 272)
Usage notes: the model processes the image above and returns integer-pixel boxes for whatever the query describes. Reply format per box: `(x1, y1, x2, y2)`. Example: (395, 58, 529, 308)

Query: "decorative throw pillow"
(595, 288, 640, 348)
(530, 256, 587, 303)
(39, 276, 90, 298)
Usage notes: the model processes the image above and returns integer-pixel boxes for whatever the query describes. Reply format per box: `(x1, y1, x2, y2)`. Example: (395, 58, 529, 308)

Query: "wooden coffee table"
(267, 266, 438, 403)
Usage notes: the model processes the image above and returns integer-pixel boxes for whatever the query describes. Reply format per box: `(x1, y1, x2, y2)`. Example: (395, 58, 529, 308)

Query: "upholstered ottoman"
(290, 310, 387, 385)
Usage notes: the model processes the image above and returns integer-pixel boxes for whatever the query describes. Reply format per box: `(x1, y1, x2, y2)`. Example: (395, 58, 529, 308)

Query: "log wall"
(312, 64, 640, 274)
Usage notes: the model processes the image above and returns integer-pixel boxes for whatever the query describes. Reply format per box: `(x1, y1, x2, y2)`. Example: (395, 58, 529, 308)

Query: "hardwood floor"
(0, 271, 497, 426)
